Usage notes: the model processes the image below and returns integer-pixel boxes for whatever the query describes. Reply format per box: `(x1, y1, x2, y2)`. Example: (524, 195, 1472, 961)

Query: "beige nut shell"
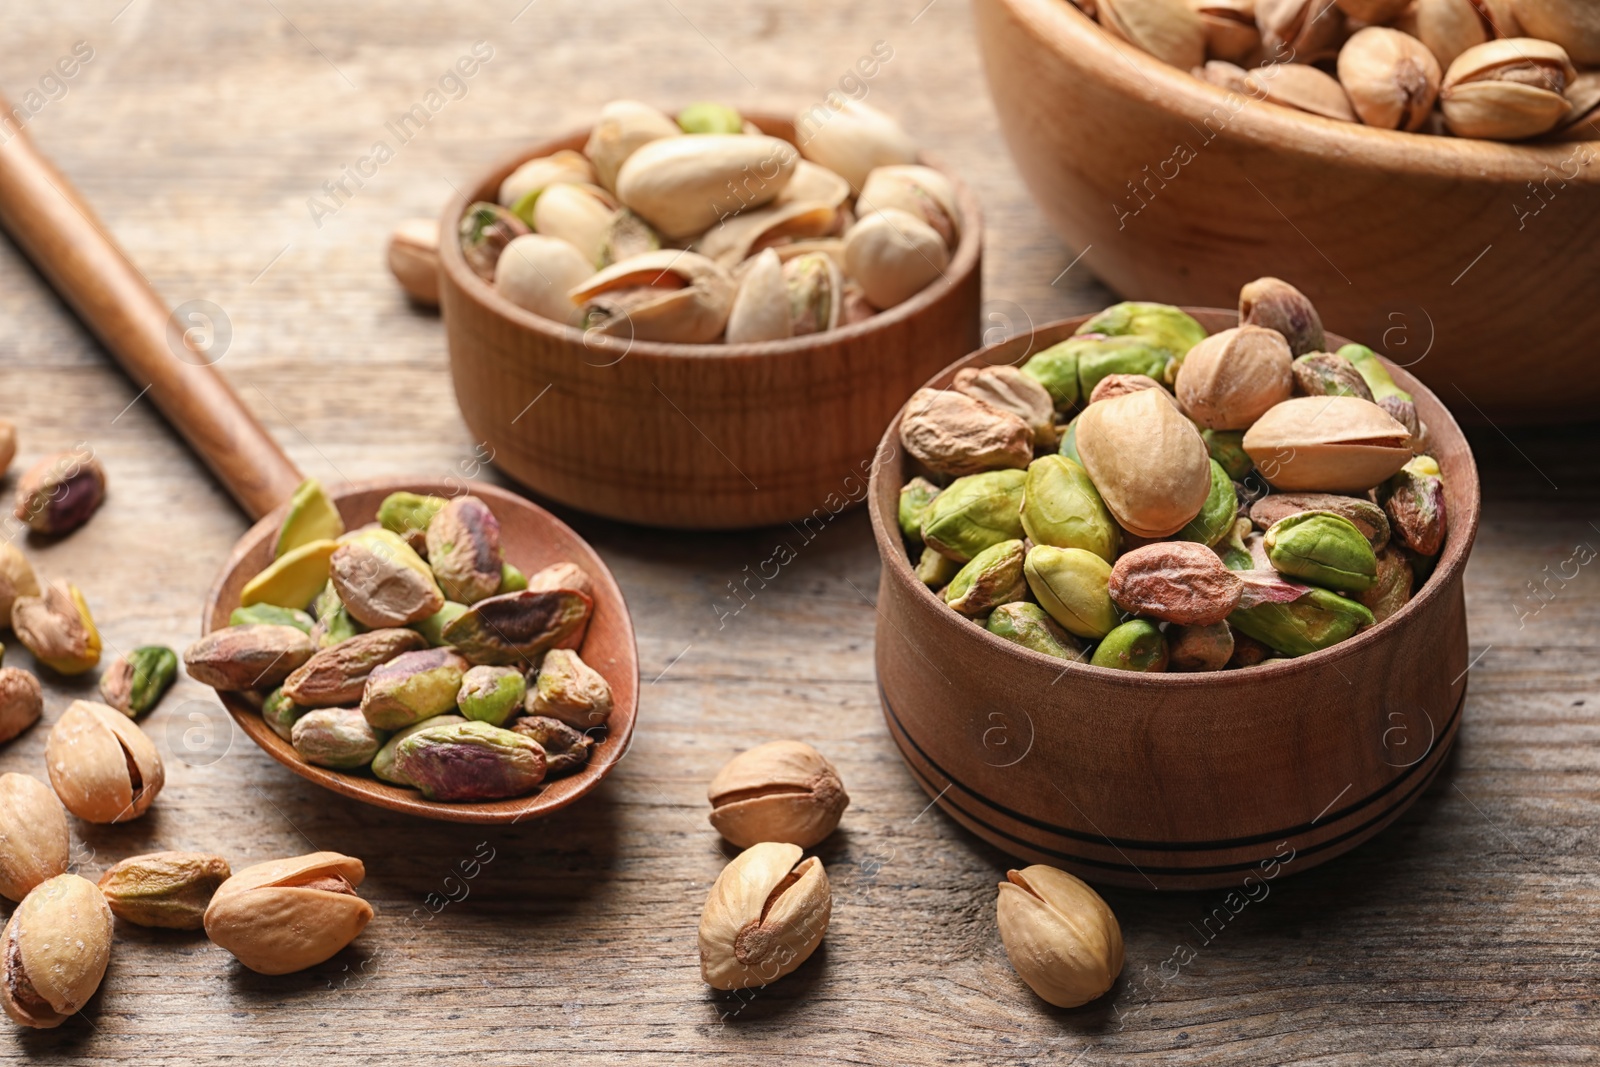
(1243, 395, 1413, 491)
(1174, 325, 1294, 431)
(0, 773, 70, 903)
(204, 852, 373, 976)
(45, 700, 165, 823)
(996, 865, 1123, 1009)
(698, 842, 831, 990)
(1075, 388, 1212, 538)
(1, 874, 113, 1028)
(707, 740, 849, 849)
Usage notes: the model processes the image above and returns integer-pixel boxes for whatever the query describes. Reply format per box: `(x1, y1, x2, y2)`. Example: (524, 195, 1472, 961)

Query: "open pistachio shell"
(776, 160, 853, 209)
(1, 874, 112, 1028)
(494, 234, 594, 325)
(1440, 37, 1575, 139)
(698, 842, 831, 990)
(583, 100, 680, 192)
(45, 700, 164, 823)
(571, 249, 736, 344)
(724, 248, 791, 343)
(530, 183, 618, 266)
(203, 852, 372, 975)
(856, 164, 961, 248)
(1075, 388, 1212, 539)
(697, 200, 843, 269)
(498, 149, 596, 210)
(1242, 396, 1412, 492)
(1100, 0, 1206, 69)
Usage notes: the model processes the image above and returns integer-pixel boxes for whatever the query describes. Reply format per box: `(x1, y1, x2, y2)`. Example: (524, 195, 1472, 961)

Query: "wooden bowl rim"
(436, 109, 985, 363)
(1005, 0, 1600, 174)
(201, 479, 640, 824)
(867, 307, 1483, 688)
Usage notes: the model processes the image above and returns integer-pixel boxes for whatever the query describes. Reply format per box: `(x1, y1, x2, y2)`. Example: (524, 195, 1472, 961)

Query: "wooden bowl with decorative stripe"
(867, 309, 1480, 890)
(439, 114, 984, 530)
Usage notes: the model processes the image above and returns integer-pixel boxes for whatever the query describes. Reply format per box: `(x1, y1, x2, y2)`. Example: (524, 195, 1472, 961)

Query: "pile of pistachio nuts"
(182, 480, 611, 801)
(446, 98, 959, 342)
(1071, 0, 1599, 141)
(897, 277, 1449, 671)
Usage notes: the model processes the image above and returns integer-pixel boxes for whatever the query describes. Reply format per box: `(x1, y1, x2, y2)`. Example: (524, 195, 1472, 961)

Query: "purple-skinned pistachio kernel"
(426, 497, 504, 605)
(440, 589, 594, 667)
(391, 721, 546, 801)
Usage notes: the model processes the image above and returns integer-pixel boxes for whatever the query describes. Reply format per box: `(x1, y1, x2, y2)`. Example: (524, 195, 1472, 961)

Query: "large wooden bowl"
(974, 0, 1600, 424)
(868, 310, 1480, 890)
(202, 480, 639, 824)
(439, 114, 984, 529)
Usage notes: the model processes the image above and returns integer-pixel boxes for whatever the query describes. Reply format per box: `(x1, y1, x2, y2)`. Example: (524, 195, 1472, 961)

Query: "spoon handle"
(0, 104, 303, 521)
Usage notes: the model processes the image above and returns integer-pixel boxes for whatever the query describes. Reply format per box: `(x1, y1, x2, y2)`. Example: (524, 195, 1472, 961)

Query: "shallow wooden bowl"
(202, 480, 639, 824)
(868, 310, 1481, 889)
(975, 0, 1600, 424)
(439, 114, 984, 529)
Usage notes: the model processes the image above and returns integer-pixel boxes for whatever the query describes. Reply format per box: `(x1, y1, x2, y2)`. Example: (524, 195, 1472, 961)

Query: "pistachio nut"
(1099, 0, 1207, 69)
(360, 648, 468, 731)
(281, 628, 428, 707)
(1108, 541, 1245, 625)
(996, 865, 1123, 1009)
(1177, 459, 1240, 547)
(984, 602, 1088, 661)
(944, 539, 1029, 618)
(1216, 516, 1257, 571)
(183, 624, 315, 691)
(498, 562, 528, 594)
(615, 134, 798, 239)
(1380, 454, 1448, 556)
(529, 182, 618, 265)
(46, 700, 164, 823)
(596, 209, 662, 269)
(98, 645, 178, 718)
(11, 581, 101, 675)
(1, 874, 112, 1028)
(1020, 340, 1082, 412)
(231, 603, 315, 633)
(262, 686, 309, 742)
(1024, 545, 1120, 639)
(1088, 372, 1167, 406)
(677, 101, 744, 135)
(310, 600, 366, 649)
(1338, 27, 1444, 131)
(1168, 620, 1236, 671)
(572, 249, 737, 344)
(239, 537, 338, 612)
(1257, 0, 1347, 60)
(1076, 388, 1212, 538)
(440, 589, 594, 667)
(98, 851, 231, 930)
(527, 563, 593, 601)
(1175, 326, 1294, 430)
(898, 476, 942, 546)
(794, 98, 917, 192)
(1440, 37, 1575, 139)
(329, 528, 446, 628)
(707, 740, 849, 849)
(1265, 511, 1380, 591)
(920, 469, 1028, 563)
(375, 491, 447, 554)
(460, 201, 531, 283)
(412, 601, 468, 648)
(1191, 0, 1263, 63)
(1511, 0, 1600, 65)
(1245, 63, 1359, 121)
(724, 248, 794, 343)
(457, 664, 527, 727)
(422, 496, 504, 605)
(1410, 0, 1520, 68)
(1549, 68, 1599, 138)
(1337, 343, 1410, 403)
(899, 389, 1033, 478)
(493, 233, 593, 325)
(203, 852, 373, 975)
(0, 668, 42, 745)
(842, 208, 949, 310)
(1250, 490, 1391, 548)
(698, 200, 844, 270)
(1198, 58, 1255, 93)
(0, 420, 12, 479)
(783, 251, 844, 337)
(275, 478, 344, 559)
(1291, 351, 1375, 400)
(583, 100, 681, 193)
(497, 149, 596, 211)
(529, 648, 614, 730)
(391, 720, 547, 801)
(914, 545, 962, 588)
(1242, 395, 1412, 491)
(291, 708, 384, 769)
(0, 774, 68, 903)
(509, 715, 594, 775)
(1333, 0, 1410, 18)
(1090, 619, 1169, 671)
(1077, 302, 1207, 364)
(856, 164, 961, 248)
(1229, 574, 1374, 654)
(1358, 545, 1415, 622)
(1237, 279, 1324, 360)
(1020, 455, 1120, 562)
(1229, 631, 1275, 667)
(0, 543, 40, 621)
(13, 448, 105, 536)
(370, 713, 466, 785)
(699, 842, 831, 990)
(954, 366, 1057, 448)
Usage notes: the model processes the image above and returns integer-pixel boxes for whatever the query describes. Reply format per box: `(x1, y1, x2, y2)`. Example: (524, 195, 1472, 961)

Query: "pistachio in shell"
(1257, 0, 1347, 61)
(856, 164, 961, 248)
(995, 865, 1123, 1009)
(1239, 277, 1326, 358)
(1087, 373, 1166, 406)
(1264, 511, 1380, 592)
(943, 539, 1029, 618)
(1338, 26, 1444, 131)
(1439, 37, 1575, 140)
(1175, 326, 1294, 430)
(571, 249, 736, 344)
(0, 668, 42, 745)
(984, 602, 1087, 661)
(391, 721, 547, 802)
(842, 208, 948, 310)
(615, 134, 798, 238)
(707, 740, 849, 849)
(1242, 396, 1412, 492)
(1019, 455, 1119, 563)
(899, 389, 1033, 478)
(203, 852, 373, 975)
(793, 98, 916, 192)
(0, 773, 69, 903)
(698, 842, 831, 990)
(460, 201, 530, 282)
(441, 589, 594, 668)
(1023, 545, 1120, 640)
(584, 100, 680, 192)
(45, 700, 165, 823)
(1408, 0, 1521, 70)
(1090, 619, 1169, 672)
(1, 874, 112, 1028)
(920, 469, 1027, 564)
(1511, 0, 1600, 65)
(1075, 388, 1212, 538)
(1193, 0, 1262, 62)
(1098, 0, 1206, 69)
(0, 543, 40, 622)
(498, 149, 596, 211)
(495, 233, 594, 324)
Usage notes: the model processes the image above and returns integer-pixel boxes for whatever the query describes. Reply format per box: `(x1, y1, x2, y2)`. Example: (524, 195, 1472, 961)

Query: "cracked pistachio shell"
(856, 164, 960, 248)
(1359, 545, 1415, 623)
(530, 649, 613, 730)
(389, 218, 439, 305)
(1077, 388, 1212, 538)
(1440, 37, 1575, 139)
(509, 716, 593, 775)
(292, 708, 384, 769)
(12, 582, 101, 675)
(1246, 63, 1359, 121)
(99, 645, 178, 717)
(914, 545, 962, 588)
(1023, 545, 1119, 639)
(370, 713, 466, 785)
(413, 601, 469, 647)
(230, 603, 314, 633)
(997, 865, 1123, 1008)
(1380, 454, 1448, 556)
(1109, 541, 1244, 625)
(332, 528, 445, 628)
(281, 628, 428, 707)
(1090, 619, 1169, 672)
(46, 700, 164, 823)
(1292, 352, 1375, 401)
(392, 721, 547, 801)
(262, 687, 309, 742)
(1265, 511, 1380, 592)
(1175, 326, 1294, 431)
(699, 201, 843, 271)
(98, 851, 230, 930)
(1192, 0, 1262, 62)
(597, 209, 661, 268)
(530, 182, 618, 266)
(944, 539, 1029, 618)
(724, 248, 793, 344)
(584, 100, 680, 193)
(183, 624, 315, 692)
(0, 774, 68, 903)
(1168, 620, 1236, 671)
(794, 99, 917, 192)
(842, 208, 948, 310)
(616, 134, 797, 238)
(899, 389, 1033, 478)
(456, 665, 526, 727)
(779, 160, 854, 210)
(360, 648, 468, 731)
(1, 874, 112, 1028)
(460, 202, 530, 283)
(203, 852, 372, 975)
(699, 842, 831, 990)
(1201, 429, 1254, 481)
(425, 496, 504, 605)
(13, 450, 105, 535)
(240, 538, 338, 612)
(1228, 579, 1374, 654)
(1339, 27, 1444, 131)
(1258, 0, 1347, 59)
(985, 602, 1087, 661)
(1099, 0, 1206, 68)
(898, 477, 941, 546)
(1409, 0, 1520, 69)
(0, 543, 40, 622)
(1020, 340, 1082, 412)
(1020, 456, 1119, 562)
(494, 234, 593, 325)
(572, 249, 736, 344)
(783, 251, 844, 337)
(1088, 373, 1167, 406)
(1177, 460, 1240, 547)
(955, 366, 1057, 449)
(1243, 396, 1412, 492)
(920, 469, 1027, 564)
(0, 668, 42, 745)
(275, 479, 344, 559)
(1512, 0, 1600, 65)
(442, 590, 594, 668)
(1250, 491, 1391, 549)
(708, 740, 849, 849)
(497, 149, 595, 210)
(1239, 277, 1326, 358)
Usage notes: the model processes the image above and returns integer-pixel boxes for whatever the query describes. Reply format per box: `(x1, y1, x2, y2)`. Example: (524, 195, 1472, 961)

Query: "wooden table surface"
(3, 2, 1598, 1063)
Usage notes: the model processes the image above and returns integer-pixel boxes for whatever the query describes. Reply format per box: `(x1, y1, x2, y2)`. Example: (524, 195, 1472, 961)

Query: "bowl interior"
(202, 479, 639, 824)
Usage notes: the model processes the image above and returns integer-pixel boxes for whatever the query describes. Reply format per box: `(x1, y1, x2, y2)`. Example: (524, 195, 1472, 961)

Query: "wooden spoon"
(0, 103, 638, 824)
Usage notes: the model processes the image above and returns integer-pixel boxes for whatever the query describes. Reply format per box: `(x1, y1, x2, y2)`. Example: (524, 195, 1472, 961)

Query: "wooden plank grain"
(2, 1, 1599, 1064)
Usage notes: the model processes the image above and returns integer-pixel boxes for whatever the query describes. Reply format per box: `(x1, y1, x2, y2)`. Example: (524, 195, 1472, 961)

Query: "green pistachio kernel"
(1090, 619, 1168, 672)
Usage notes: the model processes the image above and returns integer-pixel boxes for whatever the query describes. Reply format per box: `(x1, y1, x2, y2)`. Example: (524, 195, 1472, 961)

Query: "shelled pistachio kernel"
(99, 646, 178, 717)
(97, 851, 231, 930)
(457, 665, 525, 727)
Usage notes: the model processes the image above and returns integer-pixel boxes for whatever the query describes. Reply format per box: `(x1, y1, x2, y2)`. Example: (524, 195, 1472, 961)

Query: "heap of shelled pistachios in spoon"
(898, 276, 1450, 671)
